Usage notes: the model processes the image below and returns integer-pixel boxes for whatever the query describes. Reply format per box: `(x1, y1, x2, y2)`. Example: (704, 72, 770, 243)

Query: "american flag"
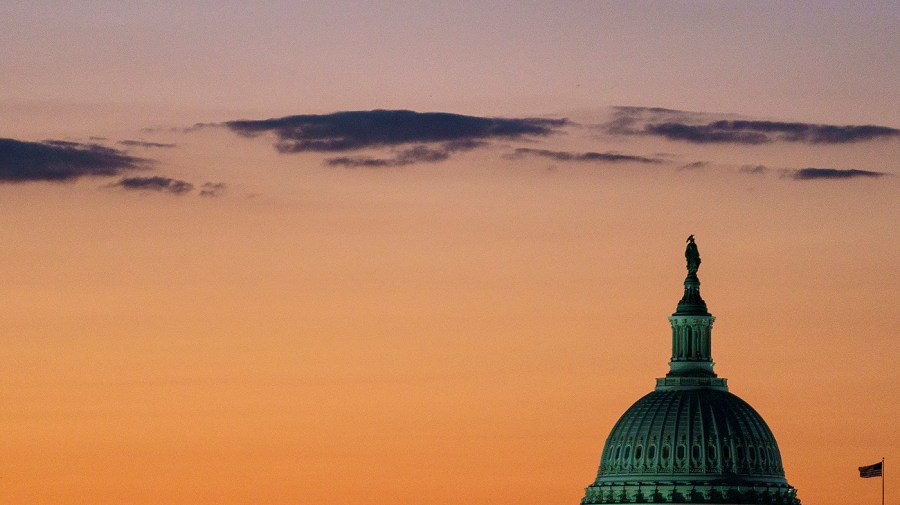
(859, 461, 883, 478)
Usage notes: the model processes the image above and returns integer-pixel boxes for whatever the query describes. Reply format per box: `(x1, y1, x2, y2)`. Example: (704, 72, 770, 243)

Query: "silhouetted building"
(581, 238, 800, 505)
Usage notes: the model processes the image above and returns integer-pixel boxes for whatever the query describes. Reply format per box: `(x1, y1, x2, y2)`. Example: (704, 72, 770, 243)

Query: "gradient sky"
(1, 2, 898, 505)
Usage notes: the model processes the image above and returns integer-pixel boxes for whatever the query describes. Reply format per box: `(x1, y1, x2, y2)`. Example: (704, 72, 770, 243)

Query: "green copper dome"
(581, 237, 800, 505)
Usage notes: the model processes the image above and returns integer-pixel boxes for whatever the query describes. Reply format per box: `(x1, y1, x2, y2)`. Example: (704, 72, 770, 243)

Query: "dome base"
(581, 482, 800, 505)
(655, 376, 728, 391)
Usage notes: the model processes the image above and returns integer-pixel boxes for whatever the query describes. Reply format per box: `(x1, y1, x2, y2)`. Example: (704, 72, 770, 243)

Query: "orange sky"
(1, 3, 899, 505)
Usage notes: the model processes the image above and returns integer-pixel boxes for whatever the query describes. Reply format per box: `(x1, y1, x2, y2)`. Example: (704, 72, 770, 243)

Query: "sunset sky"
(1, 2, 898, 505)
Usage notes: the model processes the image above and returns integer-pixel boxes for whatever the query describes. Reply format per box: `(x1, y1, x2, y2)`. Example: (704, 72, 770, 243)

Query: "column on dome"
(667, 315, 716, 377)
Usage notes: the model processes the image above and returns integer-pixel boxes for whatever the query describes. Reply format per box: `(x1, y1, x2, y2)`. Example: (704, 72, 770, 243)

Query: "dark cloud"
(739, 164, 769, 175)
(614, 106, 687, 115)
(643, 123, 772, 144)
(604, 106, 712, 136)
(789, 168, 889, 180)
(225, 110, 567, 155)
(118, 140, 177, 148)
(712, 120, 897, 143)
(0, 137, 146, 183)
(604, 107, 899, 145)
(141, 123, 214, 134)
(113, 176, 194, 194)
(506, 147, 661, 164)
(325, 140, 485, 168)
(642, 120, 899, 145)
(199, 182, 227, 197)
(679, 161, 708, 170)
(325, 156, 394, 168)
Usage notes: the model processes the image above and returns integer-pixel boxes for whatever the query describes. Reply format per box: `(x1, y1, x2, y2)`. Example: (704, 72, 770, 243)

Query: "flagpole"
(882, 457, 885, 505)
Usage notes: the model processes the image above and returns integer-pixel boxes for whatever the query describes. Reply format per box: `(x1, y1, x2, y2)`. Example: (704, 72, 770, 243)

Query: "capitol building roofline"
(580, 237, 800, 505)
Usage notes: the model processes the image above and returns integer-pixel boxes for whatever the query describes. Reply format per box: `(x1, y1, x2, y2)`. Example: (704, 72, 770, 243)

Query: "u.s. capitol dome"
(581, 237, 800, 505)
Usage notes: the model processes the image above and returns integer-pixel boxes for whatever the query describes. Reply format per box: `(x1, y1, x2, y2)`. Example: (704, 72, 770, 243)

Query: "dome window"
(623, 446, 631, 461)
(691, 445, 701, 460)
(707, 445, 717, 461)
(661, 445, 670, 460)
(676, 445, 686, 460)
(647, 445, 656, 460)
(736, 446, 745, 462)
(748, 446, 756, 462)
(635, 446, 643, 460)
(615, 446, 621, 460)
(723, 445, 731, 461)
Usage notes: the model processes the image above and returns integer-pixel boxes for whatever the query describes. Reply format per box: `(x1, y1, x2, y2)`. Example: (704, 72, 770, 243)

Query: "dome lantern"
(659, 236, 725, 390)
